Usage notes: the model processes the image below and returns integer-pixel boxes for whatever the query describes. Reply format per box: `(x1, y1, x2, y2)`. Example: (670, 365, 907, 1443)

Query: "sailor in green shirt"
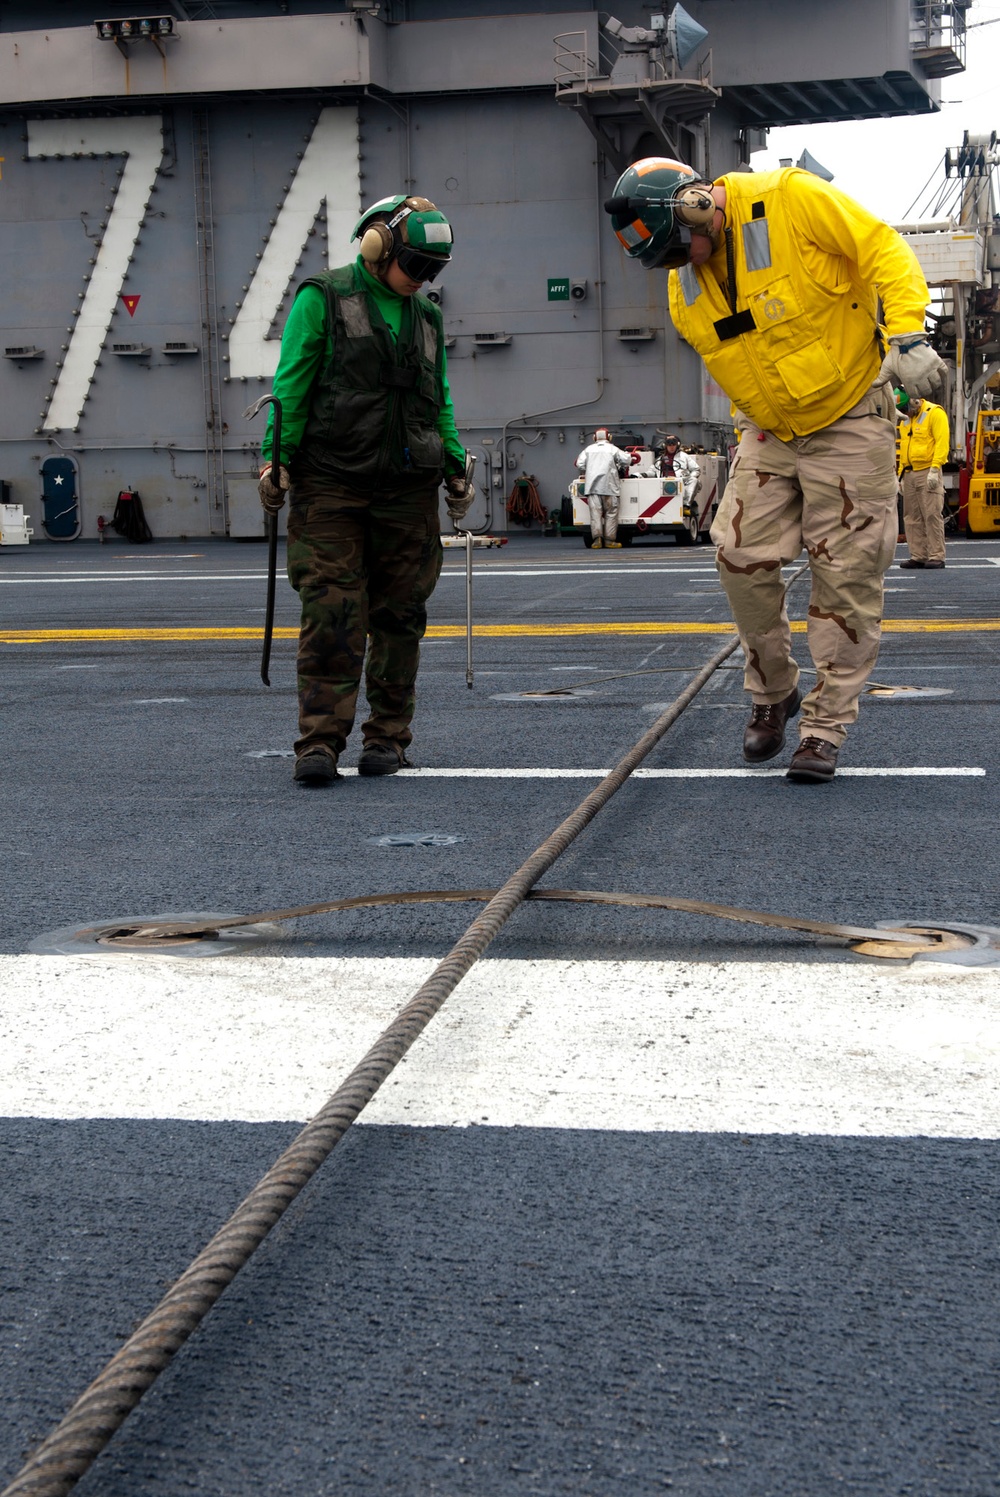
(258, 194, 473, 785)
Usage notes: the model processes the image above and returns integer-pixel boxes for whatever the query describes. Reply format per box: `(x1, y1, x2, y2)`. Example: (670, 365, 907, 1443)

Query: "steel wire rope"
(2, 627, 759, 1497)
(96, 886, 949, 952)
(520, 663, 900, 695)
(9, 559, 878, 1497)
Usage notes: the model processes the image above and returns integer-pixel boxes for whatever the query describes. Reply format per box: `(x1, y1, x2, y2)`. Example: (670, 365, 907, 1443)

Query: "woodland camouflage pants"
(710, 391, 898, 747)
(285, 472, 443, 760)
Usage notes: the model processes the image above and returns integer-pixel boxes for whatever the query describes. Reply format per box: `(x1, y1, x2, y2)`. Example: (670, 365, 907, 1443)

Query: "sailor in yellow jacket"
(605, 159, 945, 782)
(895, 389, 950, 569)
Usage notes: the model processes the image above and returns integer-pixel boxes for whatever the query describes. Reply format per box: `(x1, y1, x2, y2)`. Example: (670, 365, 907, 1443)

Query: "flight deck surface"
(2, 533, 999, 1495)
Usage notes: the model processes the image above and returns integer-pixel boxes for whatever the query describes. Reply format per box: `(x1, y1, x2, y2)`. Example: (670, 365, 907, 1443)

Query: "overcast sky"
(748, 0, 1000, 223)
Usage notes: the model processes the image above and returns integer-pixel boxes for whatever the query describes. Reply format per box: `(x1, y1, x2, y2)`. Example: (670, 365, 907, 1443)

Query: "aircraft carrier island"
(0, 0, 976, 541)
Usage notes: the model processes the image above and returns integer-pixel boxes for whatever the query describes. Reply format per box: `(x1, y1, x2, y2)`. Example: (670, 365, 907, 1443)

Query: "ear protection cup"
(359, 221, 395, 267)
(673, 185, 716, 230)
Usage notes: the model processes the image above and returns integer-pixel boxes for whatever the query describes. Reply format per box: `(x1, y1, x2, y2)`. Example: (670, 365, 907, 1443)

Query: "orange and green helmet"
(604, 158, 713, 269)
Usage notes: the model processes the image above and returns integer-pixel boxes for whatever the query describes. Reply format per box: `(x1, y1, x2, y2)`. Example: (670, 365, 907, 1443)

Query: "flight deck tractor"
(566, 443, 723, 546)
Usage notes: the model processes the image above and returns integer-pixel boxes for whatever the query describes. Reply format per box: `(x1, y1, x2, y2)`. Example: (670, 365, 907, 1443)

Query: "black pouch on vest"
(380, 364, 419, 389)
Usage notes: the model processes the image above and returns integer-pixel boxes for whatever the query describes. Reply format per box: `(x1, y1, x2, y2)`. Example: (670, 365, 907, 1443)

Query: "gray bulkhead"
(0, 1, 950, 539)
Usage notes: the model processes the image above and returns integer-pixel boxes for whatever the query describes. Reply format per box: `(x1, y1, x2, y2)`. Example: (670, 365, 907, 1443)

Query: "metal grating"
(721, 72, 936, 128)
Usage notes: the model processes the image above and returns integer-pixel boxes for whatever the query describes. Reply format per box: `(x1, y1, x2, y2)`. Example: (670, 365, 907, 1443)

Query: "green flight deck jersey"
(263, 257, 464, 489)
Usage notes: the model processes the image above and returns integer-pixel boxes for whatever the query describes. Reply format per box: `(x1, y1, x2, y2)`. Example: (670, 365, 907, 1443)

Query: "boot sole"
(293, 757, 340, 786)
(743, 739, 786, 764)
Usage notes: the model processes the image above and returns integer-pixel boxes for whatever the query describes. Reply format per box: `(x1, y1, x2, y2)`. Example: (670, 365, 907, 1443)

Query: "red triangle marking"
(121, 294, 141, 317)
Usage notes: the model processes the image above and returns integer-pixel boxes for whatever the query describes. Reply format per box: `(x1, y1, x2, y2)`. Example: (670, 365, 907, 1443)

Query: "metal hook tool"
(243, 392, 283, 686)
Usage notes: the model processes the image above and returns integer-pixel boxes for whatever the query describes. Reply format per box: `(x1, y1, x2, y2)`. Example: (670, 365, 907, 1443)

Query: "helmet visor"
(395, 245, 450, 283)
(606, 198, 694, 268)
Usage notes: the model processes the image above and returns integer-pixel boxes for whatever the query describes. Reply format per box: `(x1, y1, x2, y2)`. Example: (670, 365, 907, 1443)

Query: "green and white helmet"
(604, 158, 715, 269)
(354, 194, 453, 282)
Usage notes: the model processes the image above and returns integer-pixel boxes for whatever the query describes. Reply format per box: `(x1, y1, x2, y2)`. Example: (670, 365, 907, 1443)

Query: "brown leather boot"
(742, 687, 802, 763)
(787, 736, 839, 783)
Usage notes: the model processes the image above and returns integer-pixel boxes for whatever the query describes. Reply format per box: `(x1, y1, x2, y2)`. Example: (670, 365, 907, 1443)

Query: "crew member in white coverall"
(657, 433, 700, 509)
(576, 428, 631, 548)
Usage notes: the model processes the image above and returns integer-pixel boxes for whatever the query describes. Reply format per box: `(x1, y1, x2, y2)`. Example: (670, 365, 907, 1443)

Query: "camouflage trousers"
(285, 471, 443, 759)
(901, 467, 946, 563)
(711, 391, 898, 746)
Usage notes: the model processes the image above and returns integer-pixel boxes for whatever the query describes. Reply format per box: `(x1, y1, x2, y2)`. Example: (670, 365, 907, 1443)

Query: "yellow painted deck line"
(1, 618, 999, 644)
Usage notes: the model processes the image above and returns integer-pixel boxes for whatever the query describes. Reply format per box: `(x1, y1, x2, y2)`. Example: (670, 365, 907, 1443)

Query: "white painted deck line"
(2, 956, 998, 1137)
(4, 562, 1000, 584)
(0, 568, 722, 585)
(340, 766, 986, 779)
(0, 575, 277, 585)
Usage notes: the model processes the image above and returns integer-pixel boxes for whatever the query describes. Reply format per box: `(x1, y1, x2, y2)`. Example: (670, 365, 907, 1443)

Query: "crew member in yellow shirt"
(605, 159, 945, 781)
(895, 388, 950, 569)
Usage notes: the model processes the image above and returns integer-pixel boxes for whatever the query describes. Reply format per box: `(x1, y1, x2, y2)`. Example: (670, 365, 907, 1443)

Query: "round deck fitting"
(850, 922, 1000, 966)
(368, 832, 466, 847)
(29, 912, 283, 959)
(490, 689, 597, 703)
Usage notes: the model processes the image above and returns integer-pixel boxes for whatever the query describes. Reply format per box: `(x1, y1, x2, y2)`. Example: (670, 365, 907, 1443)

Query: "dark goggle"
(395, 245, 450, 283)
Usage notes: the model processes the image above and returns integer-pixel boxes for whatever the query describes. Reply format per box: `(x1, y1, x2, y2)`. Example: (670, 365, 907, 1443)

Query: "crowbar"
(243, 392, 283, 686)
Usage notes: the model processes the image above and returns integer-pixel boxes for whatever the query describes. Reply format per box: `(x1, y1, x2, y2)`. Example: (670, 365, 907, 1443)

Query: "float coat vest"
(897, 400, 950, 472)
(296, 263, 446, 485)
(667, 168, 925, 441)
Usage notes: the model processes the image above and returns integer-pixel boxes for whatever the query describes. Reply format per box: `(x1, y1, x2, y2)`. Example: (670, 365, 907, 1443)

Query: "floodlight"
(666, 3, 709, 68)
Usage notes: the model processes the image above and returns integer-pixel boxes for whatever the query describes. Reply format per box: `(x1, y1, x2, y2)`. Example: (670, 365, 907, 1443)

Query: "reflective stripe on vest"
(742, 218, 772, 272)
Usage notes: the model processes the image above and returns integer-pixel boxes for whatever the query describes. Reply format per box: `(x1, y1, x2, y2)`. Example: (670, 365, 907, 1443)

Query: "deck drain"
(29, 912, 283, 959)
(368, 832, 466, 847)
(864, 686, 953, 700)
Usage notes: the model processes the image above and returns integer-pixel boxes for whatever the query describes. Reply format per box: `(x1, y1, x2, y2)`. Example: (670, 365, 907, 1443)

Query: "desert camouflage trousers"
(285, 471, 443, 759)
(710, 391, 898, 747)
(901, 467, 947, 563)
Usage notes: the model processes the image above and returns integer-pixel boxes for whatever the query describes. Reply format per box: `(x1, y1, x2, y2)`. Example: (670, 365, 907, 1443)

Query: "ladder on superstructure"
(192, 110, 227, 536)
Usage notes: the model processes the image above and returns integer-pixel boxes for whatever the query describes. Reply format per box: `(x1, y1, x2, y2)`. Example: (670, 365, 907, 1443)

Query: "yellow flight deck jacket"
(897, 400, 951, 472)
(667, 168, 931, 441)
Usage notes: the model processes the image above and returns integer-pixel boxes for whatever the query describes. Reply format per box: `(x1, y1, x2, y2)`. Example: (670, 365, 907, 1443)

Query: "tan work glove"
(878, 333, 946, 400)
(926, 466, 942, 492)
(258, 463, 290, 515)
(445, 473, 475, 523)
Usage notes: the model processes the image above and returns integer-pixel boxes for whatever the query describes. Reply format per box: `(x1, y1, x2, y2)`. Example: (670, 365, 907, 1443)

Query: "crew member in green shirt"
(259, 194, 473, 785)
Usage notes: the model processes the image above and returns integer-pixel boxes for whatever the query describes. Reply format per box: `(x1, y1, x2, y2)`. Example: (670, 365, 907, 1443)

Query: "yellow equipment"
(965, 408, 1000, 536)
